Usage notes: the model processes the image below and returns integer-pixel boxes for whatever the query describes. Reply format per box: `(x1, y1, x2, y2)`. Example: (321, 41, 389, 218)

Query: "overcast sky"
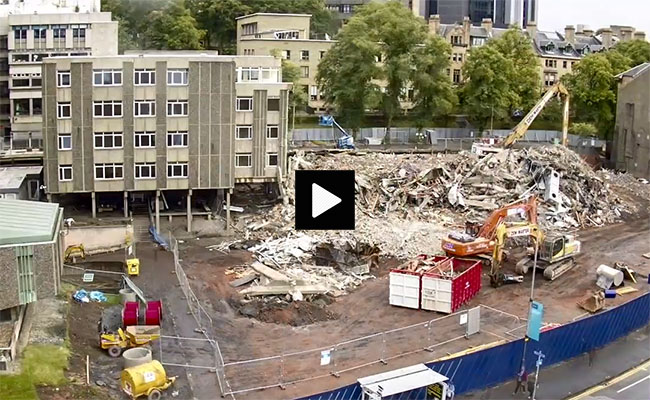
(537, 0, 650, 35)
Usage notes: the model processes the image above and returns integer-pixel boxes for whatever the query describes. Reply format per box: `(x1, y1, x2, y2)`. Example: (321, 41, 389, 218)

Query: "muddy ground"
(175, 183, 650, 399)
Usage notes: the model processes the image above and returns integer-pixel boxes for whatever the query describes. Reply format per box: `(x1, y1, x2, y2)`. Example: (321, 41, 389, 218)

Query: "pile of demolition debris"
(228, 233, 378, 300)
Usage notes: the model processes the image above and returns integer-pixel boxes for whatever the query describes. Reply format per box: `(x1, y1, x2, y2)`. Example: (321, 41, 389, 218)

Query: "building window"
(320, 50, 326, 59)
(452, 53, 464, 62)
(93, 69, 122, 86)
(267, 98, 280, 111)
(167, 131, 188, 147)
(12, 79, 29, 88)
(563, 60, 568, 69)
(310, 86, 318, 101)
(135, 163, 156, 179)
(72, 24, 87, 39)
(13, 99, 29, 116)
(236, 97, 253, 111)
(95, 163, 123, 180)
(52, 25, 67, 39)
(267, 125, 279, 139)
(239, 67, 260, 81)
(167, 69, 188, 85)
(58, 134, 71, 150)
(134, 100, 156, 117)
(167, 162, 188, 178)
(281, 50, 291, 60)
(134, 69, 156, 86)
(545, 59, 557, 68)
(93, 101, 122, 118)
(33, 26, 46, 39)
(235, 153, 252, 168)
(300, 50, 310, 60)
(341, 4, 352, 13)
(167, 100, 188, 116)
(267, 153, 278, 167)
(58, 165, 73, 181)
(544, 73, 556, 87)
(134, 131, 156, 148)
(242, 22, 258, 36)
(451, 35, 462, 45)
(236, 125, 252, 140)
(94, 132, 123, 149)
(31, 78, 42, 87)
(57, 70, 71, 87)
(243, 49, 255, 56)
(32, 98, 42, 115)
(453, 69, 461, 84)
(471, 37, 486, 47)
(301, 66, 310, 78)
(57, 102, 71, 119)
(14, 26, 28, 40)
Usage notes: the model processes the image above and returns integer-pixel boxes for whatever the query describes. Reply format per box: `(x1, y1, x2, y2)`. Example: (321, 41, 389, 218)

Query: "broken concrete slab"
(250, 262, 291, 282)
(229, 273, 258, 288)
(240, 284, 329, 296)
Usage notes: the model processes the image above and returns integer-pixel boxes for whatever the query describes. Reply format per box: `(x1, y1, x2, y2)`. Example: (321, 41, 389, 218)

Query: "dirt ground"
(174, 183, 650, 399)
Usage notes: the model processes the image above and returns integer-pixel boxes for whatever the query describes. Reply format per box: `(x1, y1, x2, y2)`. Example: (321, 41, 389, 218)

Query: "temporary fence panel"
(388, 271, 421, 309)
(421, 258, 481, 314)
(298, 293, 650, 400)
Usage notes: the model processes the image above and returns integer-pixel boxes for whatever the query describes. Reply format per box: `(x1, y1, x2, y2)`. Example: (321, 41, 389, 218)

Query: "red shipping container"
(421, 258, 482, 314)
(389, 255, 450, 309)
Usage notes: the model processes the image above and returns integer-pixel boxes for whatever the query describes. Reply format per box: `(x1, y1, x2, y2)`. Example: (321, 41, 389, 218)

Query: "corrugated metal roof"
(0, 199, 60, 245)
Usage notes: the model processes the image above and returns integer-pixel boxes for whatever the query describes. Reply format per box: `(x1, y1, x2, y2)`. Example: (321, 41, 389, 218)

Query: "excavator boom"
(501, 82, 570, 148)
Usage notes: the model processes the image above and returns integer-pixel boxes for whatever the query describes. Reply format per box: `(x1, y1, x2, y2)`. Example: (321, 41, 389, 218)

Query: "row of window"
(13, 24, 88, 40)
(57, 125, 280, 150)
(57, 154, 278, 181)
(544, 59, 575, 69)
(55, 69, 188, 88)
(280, 50, 327, 62)
(56, 100, 189, 119)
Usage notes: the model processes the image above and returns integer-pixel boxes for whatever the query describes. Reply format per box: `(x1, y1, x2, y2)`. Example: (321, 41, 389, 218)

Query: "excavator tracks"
(543, 258, 575, 281)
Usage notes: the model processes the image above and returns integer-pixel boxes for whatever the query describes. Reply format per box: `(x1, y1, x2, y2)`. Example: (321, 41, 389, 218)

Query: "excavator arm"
(501, 82, 570, 148)
(477, 196, 538, 240)
(490, 222, 544, 287)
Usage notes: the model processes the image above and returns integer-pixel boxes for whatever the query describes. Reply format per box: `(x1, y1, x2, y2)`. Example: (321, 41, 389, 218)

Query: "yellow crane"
(501, 82, 570, 147)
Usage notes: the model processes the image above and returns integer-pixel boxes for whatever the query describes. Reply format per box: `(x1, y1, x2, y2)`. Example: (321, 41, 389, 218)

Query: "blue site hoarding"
(299, 292, 650, 400)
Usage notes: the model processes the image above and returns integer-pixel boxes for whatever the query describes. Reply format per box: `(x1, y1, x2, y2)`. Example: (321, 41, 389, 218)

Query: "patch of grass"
(58, 282, 77, 300)
(0, 373, 38, 400)
(0, 344, 69, 400)
(22, 344, 70, 386)
(104, 293, 122, 306)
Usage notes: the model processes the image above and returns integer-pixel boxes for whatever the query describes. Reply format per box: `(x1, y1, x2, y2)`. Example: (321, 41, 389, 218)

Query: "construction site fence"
(299, 292, 650, 400)
(167, 234, 229, 396)
(219, 305, 523, 396)
(291, 127, 606, 149)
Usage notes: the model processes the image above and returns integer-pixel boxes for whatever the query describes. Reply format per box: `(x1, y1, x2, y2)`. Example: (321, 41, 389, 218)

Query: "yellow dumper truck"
(100, 325, 161, 357)
(121, 360, 176, 400)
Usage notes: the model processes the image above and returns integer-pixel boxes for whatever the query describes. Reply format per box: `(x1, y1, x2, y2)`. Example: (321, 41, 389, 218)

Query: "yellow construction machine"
(471, 82, 570, 154)
(490, 221, 581, 287)
(100, 325, 161, 357)
(64, 244, 86, 263)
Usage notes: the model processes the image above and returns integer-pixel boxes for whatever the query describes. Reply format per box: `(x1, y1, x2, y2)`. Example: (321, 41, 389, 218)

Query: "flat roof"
(0, 166, 41, 191)
(0, 199, 60, 245)
(358, 364, 448, 397)
(236, 13, 312, 20)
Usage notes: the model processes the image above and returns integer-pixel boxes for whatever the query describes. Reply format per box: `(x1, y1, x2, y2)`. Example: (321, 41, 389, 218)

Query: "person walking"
(527, 373, 537, 399)
(513, 366, 528, 395)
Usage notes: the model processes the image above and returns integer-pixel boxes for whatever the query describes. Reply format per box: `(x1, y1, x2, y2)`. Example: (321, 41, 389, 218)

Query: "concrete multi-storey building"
(41, 52, 290, 230)
(0, 0, 116, 158)
(612, 62, 650, 179)
(236, 13, 334, 112)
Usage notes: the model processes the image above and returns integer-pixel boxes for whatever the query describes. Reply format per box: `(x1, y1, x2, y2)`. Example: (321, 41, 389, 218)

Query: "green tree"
(461, 27, 540, 133)
(145, 0, 205, 50)
(410, 35, 457, 129)
(186, 0, 251, 52)
(613, 39, 650, 67)
(563, 53, 616, 138)
(570, 122, 598, 137)
(273, 50, 308, 128)
(102, 0, 169, 51)
(317, 1, 453, 134)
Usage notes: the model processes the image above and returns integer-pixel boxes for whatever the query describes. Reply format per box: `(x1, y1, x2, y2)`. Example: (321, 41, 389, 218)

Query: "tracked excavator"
(442, 196, 581, 287)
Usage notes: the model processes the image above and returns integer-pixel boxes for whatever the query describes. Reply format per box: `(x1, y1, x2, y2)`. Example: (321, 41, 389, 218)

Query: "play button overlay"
(295, 170, 355, 230)
(312, 183, 341, 218)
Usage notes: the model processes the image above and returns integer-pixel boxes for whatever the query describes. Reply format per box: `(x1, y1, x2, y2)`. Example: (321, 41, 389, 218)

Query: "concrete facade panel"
(155, 61, 167, 188)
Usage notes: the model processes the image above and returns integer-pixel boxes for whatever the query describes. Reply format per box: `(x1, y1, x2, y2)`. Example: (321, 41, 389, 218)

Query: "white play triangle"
(311, 183, 342, 218)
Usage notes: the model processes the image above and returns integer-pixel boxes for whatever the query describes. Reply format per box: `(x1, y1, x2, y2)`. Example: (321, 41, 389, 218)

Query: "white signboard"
(460, 313, 468, 325)
(143, 371, 156, 383)
(320, 350, 331, 366)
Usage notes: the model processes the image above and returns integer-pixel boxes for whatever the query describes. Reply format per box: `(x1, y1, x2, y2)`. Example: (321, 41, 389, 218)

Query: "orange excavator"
(441, 196, 538, 258)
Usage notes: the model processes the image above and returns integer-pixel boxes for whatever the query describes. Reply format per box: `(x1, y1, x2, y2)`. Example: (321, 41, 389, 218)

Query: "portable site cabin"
(358, 364, 449, 400)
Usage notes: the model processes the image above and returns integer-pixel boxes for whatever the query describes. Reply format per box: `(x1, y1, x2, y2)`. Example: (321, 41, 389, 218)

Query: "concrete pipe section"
(119, 288, 137, 304)
(122, 347, 153, 369)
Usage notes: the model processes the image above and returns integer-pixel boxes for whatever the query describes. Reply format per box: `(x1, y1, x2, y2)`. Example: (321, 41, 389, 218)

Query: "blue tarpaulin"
(149, 226, 169, 250)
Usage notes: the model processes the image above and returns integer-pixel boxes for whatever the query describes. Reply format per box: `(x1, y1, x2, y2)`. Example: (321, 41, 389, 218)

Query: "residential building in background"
(428, 15, 508, 84)
(0, 0, 116, 160)
(236, 13, 334, 112)
(41, 53, 290, 229)
(529, 24, 646, 88)
(612, 63, 650, 179)
(0, 198, 63, 371)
